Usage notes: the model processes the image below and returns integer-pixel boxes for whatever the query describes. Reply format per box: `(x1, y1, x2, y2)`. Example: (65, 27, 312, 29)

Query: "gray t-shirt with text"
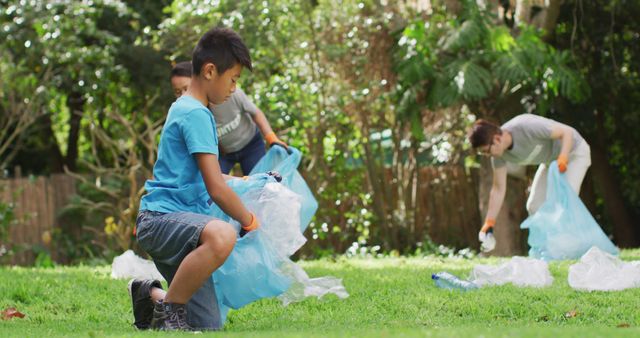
(492, 114, 584, 168)
(208, 88, 259, 153)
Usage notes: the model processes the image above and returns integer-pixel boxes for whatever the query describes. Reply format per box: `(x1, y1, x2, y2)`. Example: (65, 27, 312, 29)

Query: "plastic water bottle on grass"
(432, 272, 479, 291)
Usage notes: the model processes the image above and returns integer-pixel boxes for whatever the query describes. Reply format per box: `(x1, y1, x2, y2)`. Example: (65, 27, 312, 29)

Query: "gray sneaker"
(150, 301, 193, 331)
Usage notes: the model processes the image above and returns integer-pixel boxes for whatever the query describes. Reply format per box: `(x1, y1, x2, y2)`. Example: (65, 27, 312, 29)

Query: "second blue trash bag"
(521, 161, 619, 260)
(250, 146, 318, 232)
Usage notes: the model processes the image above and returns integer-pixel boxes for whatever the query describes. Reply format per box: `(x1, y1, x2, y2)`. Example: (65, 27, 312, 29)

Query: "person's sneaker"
(150, 301, 193, 331)
(128, 279, 163, 330)
(149, 300, 165, 329)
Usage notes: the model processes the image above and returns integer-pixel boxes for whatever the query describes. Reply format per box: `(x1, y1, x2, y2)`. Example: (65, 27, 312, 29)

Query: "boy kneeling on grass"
(127, 27, 259, 331)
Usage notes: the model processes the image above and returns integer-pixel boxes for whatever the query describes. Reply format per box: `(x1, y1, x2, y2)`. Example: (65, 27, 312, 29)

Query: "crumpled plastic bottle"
(432, 272, 479, 291)
(479, 230, 496, 252)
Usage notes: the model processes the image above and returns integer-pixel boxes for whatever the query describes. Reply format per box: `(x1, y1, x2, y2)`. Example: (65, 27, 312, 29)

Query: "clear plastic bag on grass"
(111, 250, 164, 281)
(250, 146, 318, 232)
(521, 161, 619, 260)
(568, 246, 640, 291)
(470, 256, 553, 287)
(277, 260, 349, 306)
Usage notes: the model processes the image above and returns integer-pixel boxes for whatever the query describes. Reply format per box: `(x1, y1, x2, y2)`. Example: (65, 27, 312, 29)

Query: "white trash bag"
(568, 246, 640, 291)
(111, 250, 165, 281)
(471, 256, 553, 287)
(277, 260, 349, 306)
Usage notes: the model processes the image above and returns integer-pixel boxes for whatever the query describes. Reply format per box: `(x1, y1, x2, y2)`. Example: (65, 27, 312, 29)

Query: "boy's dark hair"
(192, 27, 252, 76)
(469, 119, 502, 148)
(171, 61, 192, 78)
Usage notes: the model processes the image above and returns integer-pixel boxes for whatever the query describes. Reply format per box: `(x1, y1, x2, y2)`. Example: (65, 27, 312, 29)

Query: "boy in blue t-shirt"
(170, 61, 288, 175)
(128, 28, 258, 331)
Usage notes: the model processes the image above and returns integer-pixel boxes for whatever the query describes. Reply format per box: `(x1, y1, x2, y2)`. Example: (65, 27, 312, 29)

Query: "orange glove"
(557, 154, 568, 173)
(265, 132, 288, 150)
(480, 218, 496, 234)
(241, 212, 260, 232)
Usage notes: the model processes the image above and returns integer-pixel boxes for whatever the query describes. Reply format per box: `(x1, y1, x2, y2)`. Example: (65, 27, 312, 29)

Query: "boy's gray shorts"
(136, 210, 222, 330)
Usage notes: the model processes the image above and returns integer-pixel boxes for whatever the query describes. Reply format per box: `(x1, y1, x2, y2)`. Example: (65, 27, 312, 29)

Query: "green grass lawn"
(1, 250, 640, 337)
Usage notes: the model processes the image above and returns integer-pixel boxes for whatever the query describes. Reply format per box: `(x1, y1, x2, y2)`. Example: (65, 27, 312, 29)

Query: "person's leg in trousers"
(564, 142, 591, 194)
(218, 153, 236, 175)
(239, 131, 266, 175)
(526, 163, 548, 215)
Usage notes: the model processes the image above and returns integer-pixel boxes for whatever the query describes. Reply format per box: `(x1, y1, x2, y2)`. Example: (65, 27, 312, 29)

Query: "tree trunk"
(541, 0, 561, 41)
(514, 0, 561, 41)
(579, 171, 599, 220)
(40, 115, 65, 173)
(362, 138, 392, 248)
(590, 142, 639, 247)
(65, 92, 84, 172)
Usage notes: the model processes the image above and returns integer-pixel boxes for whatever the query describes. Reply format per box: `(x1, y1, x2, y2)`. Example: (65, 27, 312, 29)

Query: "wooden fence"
(418, 165, 481, 249)
(0, 174, 76, 265)
(305, 165, 483, 254)
(1, 166, 482, 265)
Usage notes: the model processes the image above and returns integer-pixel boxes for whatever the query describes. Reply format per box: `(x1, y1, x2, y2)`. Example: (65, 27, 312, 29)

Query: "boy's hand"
(241, 212, 260, 232)
(266, 171, 282, 182)
(557, 154, 568, 173)
(265, 132, 289, 152)
(241, 171, 282, 182)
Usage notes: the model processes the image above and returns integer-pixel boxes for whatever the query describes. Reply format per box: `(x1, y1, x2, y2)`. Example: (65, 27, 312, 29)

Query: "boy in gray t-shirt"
(171, 61, 287, 174)
(468, 114, 591, 251)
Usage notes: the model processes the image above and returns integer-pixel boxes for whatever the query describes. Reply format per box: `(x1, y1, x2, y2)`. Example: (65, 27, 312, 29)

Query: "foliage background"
(1, 0, 638, 263)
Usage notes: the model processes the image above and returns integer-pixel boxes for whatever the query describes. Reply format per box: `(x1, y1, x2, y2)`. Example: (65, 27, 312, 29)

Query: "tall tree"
(0, 0, 157, 174)
(549, 0, 640, 246)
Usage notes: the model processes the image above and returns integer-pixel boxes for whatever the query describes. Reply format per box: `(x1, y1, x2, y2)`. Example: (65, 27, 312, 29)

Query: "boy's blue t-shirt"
(140, 95, 219, 214)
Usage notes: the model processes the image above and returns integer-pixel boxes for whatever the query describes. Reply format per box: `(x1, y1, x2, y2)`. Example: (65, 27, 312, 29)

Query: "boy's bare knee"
(200, 220, 237, 254)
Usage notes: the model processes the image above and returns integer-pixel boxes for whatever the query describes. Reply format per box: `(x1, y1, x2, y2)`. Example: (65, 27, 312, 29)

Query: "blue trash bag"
(208, 174, 307, 324)
(521, 161, 619, 260)
(249, 146, 318, 232)
(213, 230, 292, 323)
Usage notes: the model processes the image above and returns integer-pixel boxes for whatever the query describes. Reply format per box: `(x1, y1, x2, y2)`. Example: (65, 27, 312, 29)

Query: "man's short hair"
(171, 61, 192, 78)
(469, 119, 502, 148)
(192, 27, 252, 76)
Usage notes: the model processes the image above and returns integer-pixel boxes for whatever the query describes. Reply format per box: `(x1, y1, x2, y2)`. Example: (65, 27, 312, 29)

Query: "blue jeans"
(219, 129, 266, 175)
(135, 210, 222, 330)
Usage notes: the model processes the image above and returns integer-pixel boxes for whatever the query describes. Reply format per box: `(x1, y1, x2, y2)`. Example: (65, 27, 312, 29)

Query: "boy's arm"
(196, 153, 253, 227)
(252, 108, 288, 149)
(550, 124, 574, 172)
(481, 165, 508, 234)
(222, 174, 238, 181)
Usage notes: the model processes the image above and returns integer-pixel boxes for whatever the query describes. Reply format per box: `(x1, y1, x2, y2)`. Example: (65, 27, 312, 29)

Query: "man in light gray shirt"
(171, 61, 287, 174)
(468, 114, 591, 251)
